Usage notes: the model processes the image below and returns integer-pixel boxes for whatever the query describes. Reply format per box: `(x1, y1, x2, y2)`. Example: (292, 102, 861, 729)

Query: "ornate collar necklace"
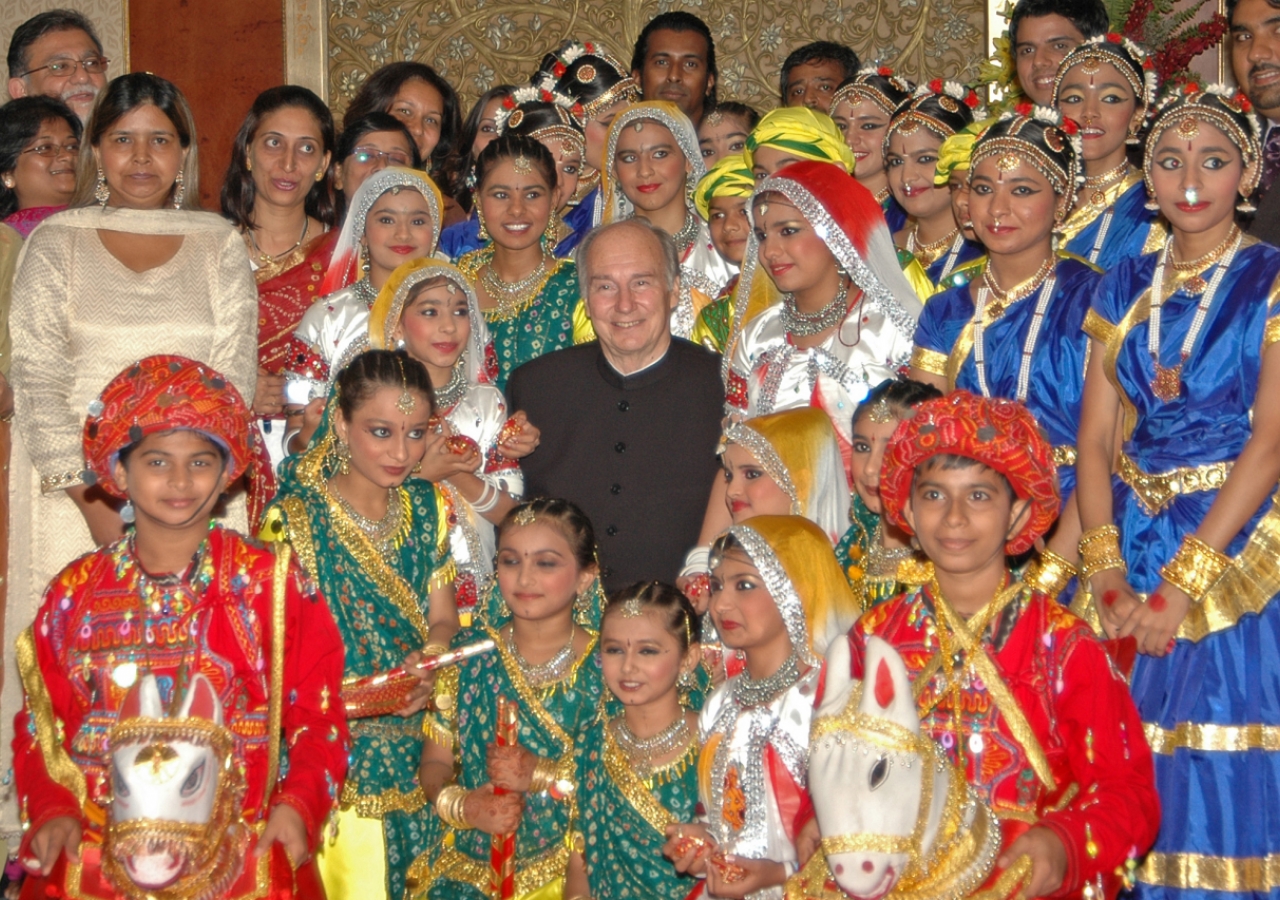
(732, 652, 802, 707)
(504, 623, 576, 688)
(781, 278, 850, 338)
(433, 360, 468, 411)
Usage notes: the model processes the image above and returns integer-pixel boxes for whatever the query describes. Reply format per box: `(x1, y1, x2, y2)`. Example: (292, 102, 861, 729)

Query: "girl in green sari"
(262, 348, 459, 900)
(569, 582, 702, 900)
(834, 378, 940, 606)
(415, 497, 603, 900)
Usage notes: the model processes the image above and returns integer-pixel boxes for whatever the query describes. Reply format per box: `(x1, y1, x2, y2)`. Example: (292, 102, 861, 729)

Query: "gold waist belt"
(1118, 452, 1232, 516)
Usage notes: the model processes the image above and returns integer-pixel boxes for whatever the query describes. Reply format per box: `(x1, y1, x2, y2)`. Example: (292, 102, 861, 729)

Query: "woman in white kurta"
(368, 259, 523, 618)
(4, 74, 258, 849)
(725, 160, 921, 479)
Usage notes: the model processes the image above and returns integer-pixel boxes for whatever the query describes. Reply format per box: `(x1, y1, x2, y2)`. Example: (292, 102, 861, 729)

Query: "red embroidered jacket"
(13, 526, 349, 856)
(847, 585, 1160, 900)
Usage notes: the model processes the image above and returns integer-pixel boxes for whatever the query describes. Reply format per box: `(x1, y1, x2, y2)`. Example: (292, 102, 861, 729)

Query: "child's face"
(722, 442, 793, 523)
(697, 113, 750, 167)
(336, 385, 433, 489)
(496, 522, 595, 623)
(903, 459, 1029, 575)
(886, 129, 952, 221)
(600, 608, 693, 707)
(709, 549, 792, 655)
(113, 430, 230, 529)
(707, 195, 750, 265)
(395, 281, 471, 374)
(850, 413, 900, 515)
(362, 188, 436, 283)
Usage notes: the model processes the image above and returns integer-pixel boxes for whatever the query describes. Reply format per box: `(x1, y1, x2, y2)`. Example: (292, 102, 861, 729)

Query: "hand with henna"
(463, 783, 524, 835)
(487, 742, 537, 792)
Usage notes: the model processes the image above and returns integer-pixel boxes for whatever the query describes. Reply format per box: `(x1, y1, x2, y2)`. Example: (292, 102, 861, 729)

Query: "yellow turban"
(933, 118, 994, 186)
(693, 152, 755, 221)
(744, 107, 856, 174)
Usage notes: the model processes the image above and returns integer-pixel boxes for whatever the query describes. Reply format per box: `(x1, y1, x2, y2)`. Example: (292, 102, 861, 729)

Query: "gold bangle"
(1159, 534, 1231, 603)
(435, 784, 471, 829)
(530, 756, 558, 794)
(422, 642, 449, 658)
(1023, 548, 1077, 600)
(1078, 525, 1127, 583)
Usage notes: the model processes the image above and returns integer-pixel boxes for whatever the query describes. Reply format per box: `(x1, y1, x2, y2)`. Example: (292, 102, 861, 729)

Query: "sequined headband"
(1144, 104, 1261, 199)
(1051, 41, 1155, 109)
(969, 135, 1077, 208)
(886, 109, 957, 144)
(528, 123, 586, 156)
(832, 82, 898, 117)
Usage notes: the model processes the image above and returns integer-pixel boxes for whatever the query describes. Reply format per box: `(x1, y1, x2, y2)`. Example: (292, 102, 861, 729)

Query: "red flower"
(502, 96, 516, 109)
(1015, 100, 1034, 116)
(1061, 117, 1080, 135)
(572, 102, 584, 117)
(1238, 93, 1254, 113)
(540, 89, 553, 102)
(878, 66, 893, 76)
(964, 91, 980, 108)
(1107, 32, 1123, 43)
(1184, 81, 1200, 94)
(553, 61, 566, 77)
(929, 78, 944, 93)
(585, 42, 596, 53)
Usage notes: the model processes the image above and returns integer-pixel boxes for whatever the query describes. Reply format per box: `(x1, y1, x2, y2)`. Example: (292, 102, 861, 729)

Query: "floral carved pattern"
(326, 0, 985, 116)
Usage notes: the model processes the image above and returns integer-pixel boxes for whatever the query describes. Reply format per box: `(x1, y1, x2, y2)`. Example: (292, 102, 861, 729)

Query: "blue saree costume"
(911, 255, 1101, 502)
(1082, 238, 1280, 900)
(1059, 173, 1160, 271)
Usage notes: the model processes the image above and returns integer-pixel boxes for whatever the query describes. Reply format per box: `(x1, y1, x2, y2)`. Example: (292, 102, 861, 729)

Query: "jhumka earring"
(1238, 193, 1259, 214)
(477, 207, 490, 242)
(172, 170, 185, 209)
(334, 439, 352, 475)
(1144, 192, 1160, 212)
(95, 166, 109, 206)
(542, 214, 559, 249)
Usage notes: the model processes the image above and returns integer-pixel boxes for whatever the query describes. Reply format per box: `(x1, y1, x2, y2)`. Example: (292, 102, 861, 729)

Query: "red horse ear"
(181, 674, 220, 723)
(118, 678, 144, 721)
(874, 658, 895, 709)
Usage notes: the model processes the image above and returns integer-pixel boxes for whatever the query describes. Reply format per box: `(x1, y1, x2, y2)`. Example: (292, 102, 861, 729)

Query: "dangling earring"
(245, 157, 253, 173)
(477, 208, 490, 242)
(411, 459, 422, 474)
(95, 166, 109, 206)
(1125, 130, 1142, 147)
(121, 500, 136, 525)
(172, 170, 185, 209)
(1145, 192, 1160, 212)
(542, 214, 559, 249)
(678, 668, 697, 706)
(1238, 193, 1258, 214)
(335, 439, 351, 475)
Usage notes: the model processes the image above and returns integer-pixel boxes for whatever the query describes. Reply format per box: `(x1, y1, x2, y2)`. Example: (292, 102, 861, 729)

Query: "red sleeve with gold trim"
(1035, 609, 1160, 899)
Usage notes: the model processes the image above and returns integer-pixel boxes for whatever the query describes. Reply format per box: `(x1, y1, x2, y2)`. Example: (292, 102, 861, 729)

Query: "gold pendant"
(1091, 189, 1106, 207)
(1151, 362, 1183, 402)
(1183, 274, 1206, 295)
(986, 300, 1006, 321)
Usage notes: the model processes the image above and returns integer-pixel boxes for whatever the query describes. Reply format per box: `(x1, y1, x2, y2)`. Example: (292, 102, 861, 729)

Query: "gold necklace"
(480, 253, 552, 318)
(981, 255, 1055, 320)
(1170, 225, 1241, 273)
(907, 223, 961, 266)
(1082, 160, 1130, 208)
(247, 218, 308, 266)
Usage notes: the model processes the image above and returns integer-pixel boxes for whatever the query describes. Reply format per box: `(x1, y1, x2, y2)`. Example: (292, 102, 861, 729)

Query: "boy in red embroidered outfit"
(842, 391, 1159, 899)
(13, 355, 349, 900)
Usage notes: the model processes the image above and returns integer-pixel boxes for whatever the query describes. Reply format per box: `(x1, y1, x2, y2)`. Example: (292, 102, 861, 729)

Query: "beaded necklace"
(971, 258, 1057, 402)
(780, 278, 850, 338)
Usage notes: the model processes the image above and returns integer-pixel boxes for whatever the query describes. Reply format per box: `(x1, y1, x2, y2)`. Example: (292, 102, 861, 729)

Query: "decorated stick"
(342, 639, 497, 719)
(491, 695, 518, 899)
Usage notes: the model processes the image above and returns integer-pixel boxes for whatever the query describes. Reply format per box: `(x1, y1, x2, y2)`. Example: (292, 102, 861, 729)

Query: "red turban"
(82, 356, 273, 527)
(878, 390, 1060, 555)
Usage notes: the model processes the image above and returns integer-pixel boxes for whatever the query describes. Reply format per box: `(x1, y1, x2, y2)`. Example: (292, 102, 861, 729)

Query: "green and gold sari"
(834, 493, 930, 610)
(263, 398, 454, 900)
(575, 712, 699, 899)
(414, 582, 603, 900)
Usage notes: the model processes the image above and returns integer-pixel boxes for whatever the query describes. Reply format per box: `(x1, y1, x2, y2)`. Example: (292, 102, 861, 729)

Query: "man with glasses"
(6, 9, 108, 123)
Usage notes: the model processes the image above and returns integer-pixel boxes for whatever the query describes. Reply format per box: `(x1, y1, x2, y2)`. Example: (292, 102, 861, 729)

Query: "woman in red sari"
(221, 86, 338, 463)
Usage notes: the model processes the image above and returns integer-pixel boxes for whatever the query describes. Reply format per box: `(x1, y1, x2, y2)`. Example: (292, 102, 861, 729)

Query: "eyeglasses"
(351, 147, 411, 166)
(22, 140, 80, 158)
(22, 56, 110, 77)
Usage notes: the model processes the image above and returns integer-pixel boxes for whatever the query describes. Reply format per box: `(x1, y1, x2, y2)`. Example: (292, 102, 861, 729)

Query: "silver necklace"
(331, 485, 404, 556)
(504, 623, 576, 688)
(780, 278, 849, 338)
(610, 714, 694, 779)
(433, 360, 468, 412)
(352, 277, 378, 307)
(672, 208, 700, 257)
(481, 253, 550, 314)
(732, 653, 802, 707)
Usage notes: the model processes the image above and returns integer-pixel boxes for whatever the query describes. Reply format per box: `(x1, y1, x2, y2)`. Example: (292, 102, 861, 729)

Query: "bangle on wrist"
(435, 784, 471, 830)
(472, 481, 500, 514)
(529, 755, 575, 800)
(422, 642, 449, 659)
(1023, 548, 1077, 599)
(1079, 525, 1127, 583)
(1160, 534, 1231, 603)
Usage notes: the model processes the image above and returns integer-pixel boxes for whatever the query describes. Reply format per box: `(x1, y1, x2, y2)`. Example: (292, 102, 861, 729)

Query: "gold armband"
(1024, 548, 1077, 600)
(1079, 525, 1127, 583)
(436, 784, 471, 829)
(1159, 535, 1231, 603)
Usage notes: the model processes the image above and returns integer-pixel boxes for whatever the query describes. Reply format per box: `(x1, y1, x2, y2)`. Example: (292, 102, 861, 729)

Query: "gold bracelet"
(1159, 534, 1231, 603)
(1078, 525, 1127, 582)
(529, 756, 558, 794)
(1023, 548, 1077, 600)
(435, 784, 471, 829)
(422, 642, 449, 659)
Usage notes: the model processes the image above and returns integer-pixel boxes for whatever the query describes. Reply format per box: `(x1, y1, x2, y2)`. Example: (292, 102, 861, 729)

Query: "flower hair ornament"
(1052, 34, 1159, 150)
(496, 84, 585, 144)
(535, 39, 639, 126)
(1142, 81, 1261, 213)
(968, 103, 1085, 217)
(830, 65, 916, 118)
